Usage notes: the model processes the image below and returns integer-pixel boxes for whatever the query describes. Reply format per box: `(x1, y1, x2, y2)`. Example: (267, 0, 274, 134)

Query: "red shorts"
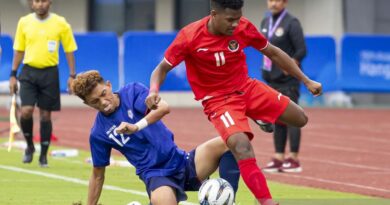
(202, 78, 289, 142)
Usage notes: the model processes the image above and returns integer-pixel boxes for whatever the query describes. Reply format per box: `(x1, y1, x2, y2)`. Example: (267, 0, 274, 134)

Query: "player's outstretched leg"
(219, 151, 240, 194)
(227, 132, 279, 205)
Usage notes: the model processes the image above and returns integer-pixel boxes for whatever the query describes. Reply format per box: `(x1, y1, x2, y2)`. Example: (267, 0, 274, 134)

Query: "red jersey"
(164, 16, 268, 100)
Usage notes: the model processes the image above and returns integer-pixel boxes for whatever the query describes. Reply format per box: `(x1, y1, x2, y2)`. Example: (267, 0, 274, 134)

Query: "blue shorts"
(143, 149, 202, 203)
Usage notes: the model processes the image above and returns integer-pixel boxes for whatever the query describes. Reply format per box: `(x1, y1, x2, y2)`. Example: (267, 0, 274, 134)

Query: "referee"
(9, 0, 77, 167)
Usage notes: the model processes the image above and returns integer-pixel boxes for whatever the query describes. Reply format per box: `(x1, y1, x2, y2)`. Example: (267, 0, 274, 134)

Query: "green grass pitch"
(0, 140, 388, 205)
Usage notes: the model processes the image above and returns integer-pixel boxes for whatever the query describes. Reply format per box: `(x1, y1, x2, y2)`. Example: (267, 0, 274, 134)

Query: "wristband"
(135, 118, 148, 131)
(10, 70, 17, 77)
(150, 83, 159, 93)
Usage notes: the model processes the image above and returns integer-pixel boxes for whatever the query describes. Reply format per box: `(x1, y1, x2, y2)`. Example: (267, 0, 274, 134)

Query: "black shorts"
(143, 149, 202, 203)
(18, 64, 61, 111)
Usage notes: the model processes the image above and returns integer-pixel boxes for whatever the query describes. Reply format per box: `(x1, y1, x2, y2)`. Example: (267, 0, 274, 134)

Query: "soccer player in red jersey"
(145, 0, 322, 204)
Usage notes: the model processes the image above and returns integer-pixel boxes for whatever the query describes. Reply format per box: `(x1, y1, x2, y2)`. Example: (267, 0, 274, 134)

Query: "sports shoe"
(253, 120, 274, 133)
(39, 155, 48, 168)
(22, 146, 35, 163)
(280, 158, 302, 173)
(262, 158, 283, 173)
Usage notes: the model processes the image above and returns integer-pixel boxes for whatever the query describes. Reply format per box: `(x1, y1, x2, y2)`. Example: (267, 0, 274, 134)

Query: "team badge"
(275, 27, 284, 37)
(127, 110, 134, 119)
(228, 40, 239, 52)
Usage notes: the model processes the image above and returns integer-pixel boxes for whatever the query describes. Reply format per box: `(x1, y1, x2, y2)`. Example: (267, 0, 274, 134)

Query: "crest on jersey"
(127, 110, 134, 119)
(228, 40, 239, 52)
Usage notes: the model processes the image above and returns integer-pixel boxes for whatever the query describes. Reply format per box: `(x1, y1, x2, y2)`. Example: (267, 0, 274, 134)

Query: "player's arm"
(87, 166, 105, 205)
(145, 60, 173, 110)
(116, 98, 170, 135)
(262, 44, 322, 96)
(9, 51, 24, 94)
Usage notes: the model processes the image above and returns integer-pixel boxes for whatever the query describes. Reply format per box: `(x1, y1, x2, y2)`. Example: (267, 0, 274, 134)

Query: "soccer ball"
(198, 178, 234, 205)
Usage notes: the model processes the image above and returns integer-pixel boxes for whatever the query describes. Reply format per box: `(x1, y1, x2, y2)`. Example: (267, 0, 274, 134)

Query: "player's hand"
(67, 77, 74, 94)
(9, 76, 18, 94)
(116, 122, 138, 135)
(304, 79, 322, 96)
(145, 92, 161, 110)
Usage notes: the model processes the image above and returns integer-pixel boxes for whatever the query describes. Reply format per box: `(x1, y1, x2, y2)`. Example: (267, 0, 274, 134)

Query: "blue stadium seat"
(341, 35, 390, 92)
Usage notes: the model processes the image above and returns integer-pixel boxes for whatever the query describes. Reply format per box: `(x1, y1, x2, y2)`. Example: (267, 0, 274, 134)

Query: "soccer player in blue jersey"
(71, 70, 235, 205)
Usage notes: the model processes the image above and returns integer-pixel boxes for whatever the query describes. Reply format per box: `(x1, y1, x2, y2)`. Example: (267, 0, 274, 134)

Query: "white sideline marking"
(256, 151, 390, 193)
(274, 173, 390, 193)
(261, 136, 390, 156)
(0, 165, 197, 205)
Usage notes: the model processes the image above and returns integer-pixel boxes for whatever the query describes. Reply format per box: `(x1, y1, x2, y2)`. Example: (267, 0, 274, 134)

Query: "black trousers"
(273, 85, 301, 153)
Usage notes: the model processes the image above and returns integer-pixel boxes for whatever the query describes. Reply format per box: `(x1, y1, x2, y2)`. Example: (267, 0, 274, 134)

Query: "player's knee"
(150, 197, 159, 205)
(150, 194, 163, 205)
(296, 112, 308, 127)
(150, 186, 177, 205)
(291, 105, 308, 127)
(227, 133, 254, 160)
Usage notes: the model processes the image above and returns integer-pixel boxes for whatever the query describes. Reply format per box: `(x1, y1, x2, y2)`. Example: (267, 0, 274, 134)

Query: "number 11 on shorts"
(220, 111, 235, 128)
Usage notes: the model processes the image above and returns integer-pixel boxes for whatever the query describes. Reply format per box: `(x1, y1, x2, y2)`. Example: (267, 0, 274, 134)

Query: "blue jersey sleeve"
(90, 134, 112, 167)
(133, 83, 149, 115)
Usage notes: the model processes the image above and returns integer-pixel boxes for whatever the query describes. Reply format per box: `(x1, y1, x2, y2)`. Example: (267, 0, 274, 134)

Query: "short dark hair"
(210, 0, 244, 10)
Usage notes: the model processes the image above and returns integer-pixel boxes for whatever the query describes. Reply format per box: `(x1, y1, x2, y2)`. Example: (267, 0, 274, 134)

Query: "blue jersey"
(89, 83, 186, 180)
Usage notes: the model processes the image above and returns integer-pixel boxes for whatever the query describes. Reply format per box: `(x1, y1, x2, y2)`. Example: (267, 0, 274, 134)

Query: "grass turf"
(0, 139, 388, 205)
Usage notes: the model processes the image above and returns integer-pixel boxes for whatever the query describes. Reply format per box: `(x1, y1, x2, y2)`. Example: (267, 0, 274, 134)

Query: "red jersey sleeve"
(164, 29, 190, 67)
(245, 20, 269, 51)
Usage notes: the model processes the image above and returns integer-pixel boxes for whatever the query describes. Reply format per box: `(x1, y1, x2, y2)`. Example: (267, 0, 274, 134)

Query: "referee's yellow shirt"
(13, 13, 78, 69)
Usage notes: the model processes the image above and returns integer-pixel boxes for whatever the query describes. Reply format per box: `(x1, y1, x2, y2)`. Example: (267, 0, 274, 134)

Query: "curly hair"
(71, 70, 104, 101)
(210, 0, 244, 10)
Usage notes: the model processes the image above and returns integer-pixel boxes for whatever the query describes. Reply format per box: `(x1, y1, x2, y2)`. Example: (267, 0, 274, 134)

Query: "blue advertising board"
(58, 32, 119, 92)
(302, 36, 338, 92)
(245, 36, 338, 93)
(341, 35, 390, 92)
(123, 31, 191, 91)
(0, 35, 14, 81)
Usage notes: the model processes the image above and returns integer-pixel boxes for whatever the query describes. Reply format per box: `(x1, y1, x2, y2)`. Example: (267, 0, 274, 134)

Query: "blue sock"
(219, 151, 240, 194)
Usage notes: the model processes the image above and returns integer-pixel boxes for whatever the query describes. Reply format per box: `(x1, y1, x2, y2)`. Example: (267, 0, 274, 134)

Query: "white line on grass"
(0, 165, 197, 205)
(273, 172, 390, 193)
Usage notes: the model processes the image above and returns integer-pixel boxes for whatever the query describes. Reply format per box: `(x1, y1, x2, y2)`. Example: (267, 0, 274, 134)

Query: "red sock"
(238, 158, 272, 201)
